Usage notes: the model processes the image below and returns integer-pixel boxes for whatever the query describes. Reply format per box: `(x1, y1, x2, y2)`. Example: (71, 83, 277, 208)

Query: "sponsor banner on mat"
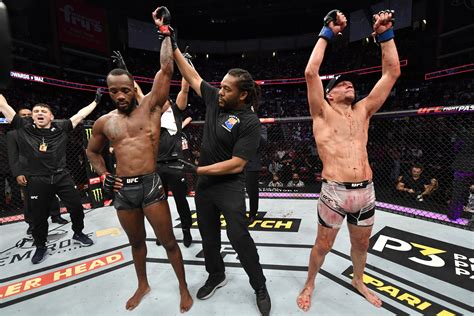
(342, 267, 460, 315)
(175, 211, 301, 232)
(369, 226, 473, 291)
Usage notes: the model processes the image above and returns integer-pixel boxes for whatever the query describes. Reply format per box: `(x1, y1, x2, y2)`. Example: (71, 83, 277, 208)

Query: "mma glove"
(318, 9, 340, 41)
(155, 6, 178, 51)
(182, 48, 194, 67)
(111, 51, 128, 71)
(373, 9, 395, 43)
(94, 88, 103, 104)
(100, 172, 119, 195)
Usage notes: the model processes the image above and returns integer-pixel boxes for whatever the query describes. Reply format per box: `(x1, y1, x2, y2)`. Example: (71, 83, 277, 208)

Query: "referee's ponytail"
(227, 68, 261, 111)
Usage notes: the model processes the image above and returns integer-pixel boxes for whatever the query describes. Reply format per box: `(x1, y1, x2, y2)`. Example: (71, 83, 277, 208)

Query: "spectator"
(287, 173, 305, 188)
(268, 174, 284, 187)
(396, 164, 438, 201)
(268, 154, 283, 175)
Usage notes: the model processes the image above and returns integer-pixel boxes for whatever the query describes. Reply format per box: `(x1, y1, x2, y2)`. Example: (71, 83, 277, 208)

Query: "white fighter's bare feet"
(179, 287, 193, 313)
(296, 286, 314, 312)
(125, 285, 151, 310)
(352, 279, 382, 308)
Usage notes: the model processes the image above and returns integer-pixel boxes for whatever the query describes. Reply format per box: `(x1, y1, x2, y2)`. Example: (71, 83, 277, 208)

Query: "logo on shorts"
(222, 115, 240, 132)
(30, 196, 38, 200)
(351, 182, 364, 188)
(91, 188, 103, 202)
(126, 177, 139, 184)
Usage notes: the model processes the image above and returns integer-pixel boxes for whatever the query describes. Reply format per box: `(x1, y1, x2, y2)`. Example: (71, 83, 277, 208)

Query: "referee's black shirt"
(198, 80, 261, 188)
(12, 114, 73, 176)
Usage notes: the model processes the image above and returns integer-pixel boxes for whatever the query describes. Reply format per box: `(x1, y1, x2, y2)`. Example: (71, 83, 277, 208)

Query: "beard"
(115, 97, 137, 114)
(219, 96, 240, 110)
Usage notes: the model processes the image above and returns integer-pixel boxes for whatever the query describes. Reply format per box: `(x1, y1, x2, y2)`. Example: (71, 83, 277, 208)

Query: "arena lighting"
(422, 19, 427, 24)
(7, 60, 409, 93)
(424, 63, 474, 80)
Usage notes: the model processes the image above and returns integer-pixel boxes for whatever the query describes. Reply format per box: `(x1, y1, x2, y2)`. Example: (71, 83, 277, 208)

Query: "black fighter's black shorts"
(113, 172, 166, 210)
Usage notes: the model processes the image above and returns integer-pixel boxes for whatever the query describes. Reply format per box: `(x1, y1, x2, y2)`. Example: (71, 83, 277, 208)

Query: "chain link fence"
(185, 106, 474, 228)
(2, 106, 473, 229)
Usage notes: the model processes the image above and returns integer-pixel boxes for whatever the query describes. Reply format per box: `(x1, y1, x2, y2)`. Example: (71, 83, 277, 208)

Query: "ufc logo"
(351, 183, 364, 187)
(31, 196, 39, 199)
(372, 235, 446, 267)
(126, 178, 139, 184)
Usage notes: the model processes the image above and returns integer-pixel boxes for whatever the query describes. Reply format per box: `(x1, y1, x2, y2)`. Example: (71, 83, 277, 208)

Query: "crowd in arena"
(1, 27, 473, 219)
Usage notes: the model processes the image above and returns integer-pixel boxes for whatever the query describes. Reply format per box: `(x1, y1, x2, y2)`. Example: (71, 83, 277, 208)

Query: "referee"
(157, 76, 193, 247)
(171, 50, 271, 315)
(0, 91, 100, 264)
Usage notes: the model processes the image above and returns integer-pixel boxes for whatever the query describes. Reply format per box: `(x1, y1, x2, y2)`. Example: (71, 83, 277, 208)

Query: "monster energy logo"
(91, 188, 103, 202)
(85, 128, 93, 140)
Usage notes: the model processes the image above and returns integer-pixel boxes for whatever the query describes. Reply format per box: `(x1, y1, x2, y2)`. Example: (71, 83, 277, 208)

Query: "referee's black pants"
(157, 162, 192, 229)
(27, 171, 85, 247)
(245, 170, 260, 218)
(195, 179, 266, 290)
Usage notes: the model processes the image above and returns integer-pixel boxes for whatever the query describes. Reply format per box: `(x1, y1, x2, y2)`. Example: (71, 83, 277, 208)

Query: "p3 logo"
(372, 235, 446, 267)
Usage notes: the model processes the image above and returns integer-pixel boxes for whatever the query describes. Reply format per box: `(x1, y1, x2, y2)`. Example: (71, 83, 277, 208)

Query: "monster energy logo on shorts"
(91, 188, 103, 202)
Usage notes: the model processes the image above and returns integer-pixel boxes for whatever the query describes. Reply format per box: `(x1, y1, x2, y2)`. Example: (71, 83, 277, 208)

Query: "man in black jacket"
(7, 107, 67, 235)
(0, 92, 100, 264)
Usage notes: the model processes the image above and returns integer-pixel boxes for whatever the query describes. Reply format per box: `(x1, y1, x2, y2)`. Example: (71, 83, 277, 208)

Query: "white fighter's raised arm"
(359, 10, 400, 117)
(306, 10, 347, 118)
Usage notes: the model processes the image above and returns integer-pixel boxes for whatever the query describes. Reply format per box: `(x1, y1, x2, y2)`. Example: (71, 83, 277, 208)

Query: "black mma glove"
(111, 51, 128, 71)
(182, 46, 194, 67)
(319, 9, 340, 41)
(101, 173, 121, 194)
(95, 88, 103, 104)
(154, 6, 178, 51)
(168, 159, 197, 174)
(372, 9, 395, 43)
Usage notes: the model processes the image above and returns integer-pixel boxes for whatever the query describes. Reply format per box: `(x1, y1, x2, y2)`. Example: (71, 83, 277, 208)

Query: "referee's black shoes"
(31, 247, 47, 264)
(73, 232, 94, 246)
(196, 274, 227, 300)
(183, 228, 192, 247)
(256, 285, 271, 316)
